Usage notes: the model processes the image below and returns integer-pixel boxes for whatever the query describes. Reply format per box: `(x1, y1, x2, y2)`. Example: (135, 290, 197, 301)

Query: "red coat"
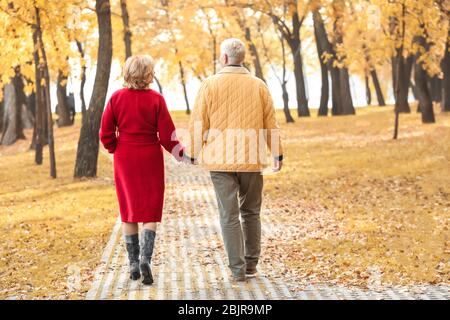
(99, 88, 183, 223)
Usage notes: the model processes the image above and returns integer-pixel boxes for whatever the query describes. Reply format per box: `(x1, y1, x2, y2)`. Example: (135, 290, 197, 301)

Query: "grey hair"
(220, 38, 246, 64)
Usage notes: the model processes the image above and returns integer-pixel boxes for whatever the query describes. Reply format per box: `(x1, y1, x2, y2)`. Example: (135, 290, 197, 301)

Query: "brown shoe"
(246, 266, 257, 275)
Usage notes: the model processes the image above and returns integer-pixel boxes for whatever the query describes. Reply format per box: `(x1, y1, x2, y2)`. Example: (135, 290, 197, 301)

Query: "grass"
(0, 104, 448, 299)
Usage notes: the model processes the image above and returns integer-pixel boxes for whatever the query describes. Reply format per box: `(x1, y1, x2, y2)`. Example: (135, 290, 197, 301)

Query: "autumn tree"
(0, 0, 59, 176)
(222, 1, 266, 81)
(74, 0, 113, 178)
(258, 12, 295, 122)
(1, 67, 27, 145)
(0, 4, 35, 145)
(312, 5, 329, 116)
(257, 0, 311, 117)
(342, 0, 386, 107)
(120, 0, 132, 59)
(312, 4, 355, 116)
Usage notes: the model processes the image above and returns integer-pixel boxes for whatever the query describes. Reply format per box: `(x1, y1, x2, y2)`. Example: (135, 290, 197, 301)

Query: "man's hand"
(273, 159, 283, 172)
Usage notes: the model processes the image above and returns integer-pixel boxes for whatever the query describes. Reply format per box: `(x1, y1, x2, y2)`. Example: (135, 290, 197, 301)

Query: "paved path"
(86, 153, 449, 300)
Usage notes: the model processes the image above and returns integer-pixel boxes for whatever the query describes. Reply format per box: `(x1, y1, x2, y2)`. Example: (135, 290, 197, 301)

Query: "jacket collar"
(218, 65, 250, 75)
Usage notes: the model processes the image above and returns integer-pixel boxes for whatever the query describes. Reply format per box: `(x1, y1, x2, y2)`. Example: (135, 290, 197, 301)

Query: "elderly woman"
(99, 55, 184, 285)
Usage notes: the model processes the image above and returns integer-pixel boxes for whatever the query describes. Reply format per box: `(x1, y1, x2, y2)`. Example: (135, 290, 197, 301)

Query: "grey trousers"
(210, 171, 263, 277)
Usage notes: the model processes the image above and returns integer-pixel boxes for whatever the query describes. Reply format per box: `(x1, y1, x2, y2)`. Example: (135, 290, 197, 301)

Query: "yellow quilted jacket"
(185, 66, 283, 172)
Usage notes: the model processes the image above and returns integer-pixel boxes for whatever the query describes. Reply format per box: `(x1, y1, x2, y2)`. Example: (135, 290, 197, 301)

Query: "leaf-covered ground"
(260, 106, 449, 288)
(0, 106, 448, 299)
(0, 119, 117, 299)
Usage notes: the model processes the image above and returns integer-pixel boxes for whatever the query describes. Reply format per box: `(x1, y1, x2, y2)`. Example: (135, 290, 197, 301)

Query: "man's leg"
(237, 172, 263, 272)
(210, 171, 246, 278)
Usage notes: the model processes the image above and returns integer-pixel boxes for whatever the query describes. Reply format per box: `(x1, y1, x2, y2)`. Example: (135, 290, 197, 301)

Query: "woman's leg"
(142, 222, 157, 231)
(123, 222, 140, 280)
(123, 222, 139, 235)
(140, 222, 158, 285)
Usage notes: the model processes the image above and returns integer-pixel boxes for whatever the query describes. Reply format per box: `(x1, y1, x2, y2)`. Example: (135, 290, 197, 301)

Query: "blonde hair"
(123, 55, 154, 90)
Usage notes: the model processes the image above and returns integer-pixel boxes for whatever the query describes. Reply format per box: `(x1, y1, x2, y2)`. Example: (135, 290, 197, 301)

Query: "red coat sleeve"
(157, 95, 184, 160)
(99, 98, 117, 154)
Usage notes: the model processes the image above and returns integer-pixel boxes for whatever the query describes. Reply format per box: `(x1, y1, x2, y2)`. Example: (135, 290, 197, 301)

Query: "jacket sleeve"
(186, 81, 210, 160)
(157, 95, 184, 160)
(261, 84, 283, 160)
(99, 98, 117, 154)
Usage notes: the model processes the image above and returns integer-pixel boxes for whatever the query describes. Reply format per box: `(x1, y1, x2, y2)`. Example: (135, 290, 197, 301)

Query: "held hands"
(172, 146, 198, 165)
(181, 153, 198, 165)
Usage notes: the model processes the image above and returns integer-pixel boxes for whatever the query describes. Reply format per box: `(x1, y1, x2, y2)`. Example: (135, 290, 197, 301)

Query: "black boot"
(124, 234, 141, 280)
(140, 229, 156, 285)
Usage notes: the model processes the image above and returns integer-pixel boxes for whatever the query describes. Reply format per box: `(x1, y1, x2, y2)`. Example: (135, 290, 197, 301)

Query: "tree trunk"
(279, 32, 294, 123)
(393, 107, 400, 140)
(370, 69, 386, 106)
(178, 61, 190, 114)
(313, 8, 351, 116)
(395, 53, 413, 114)
(1, 82, 19, 145)
(442, 32, 450, 112)
(391, 56, 398, 101)
(68, 93, 76, 124)
(414, 50, 435, 123)
(289, 40, 310, 117)
(244, 26, 265, 82)
(14, 68, 29, 133)
(227, 1, 265, 82)
(1, 75, 26, 145)
(428, 75, 441, 102)
(313, 11, 329, 116)
(76, 40, 87, 119)
(281, 82, 294, 123)
(329, 66, 342, 115)
(271, 9, 309, 117)
(26, 88, 37, 148)
(154, 76, 163, 94)
(31, 28, 45, 163)
(393, 2, 409, 140)
(15, 69, 35, 130)
(412, 80, 421, 112)
(365, 75, 371, 106)
(0, 98, 3, 134)
(317, 60, 329, 116)
(74, 0, 113, 178)
(27, 91, 36, 117)
(56, 70, 72, 127)
(35, 6, 57, 178)
(120, 0, 132, 60)
(338, 67, 355, 115)
(413, 33, 435, 123)
(21, 100, 34, 129)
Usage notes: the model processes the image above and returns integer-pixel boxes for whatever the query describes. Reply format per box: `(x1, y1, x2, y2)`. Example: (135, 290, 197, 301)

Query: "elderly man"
(185, 38, 283, 282)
